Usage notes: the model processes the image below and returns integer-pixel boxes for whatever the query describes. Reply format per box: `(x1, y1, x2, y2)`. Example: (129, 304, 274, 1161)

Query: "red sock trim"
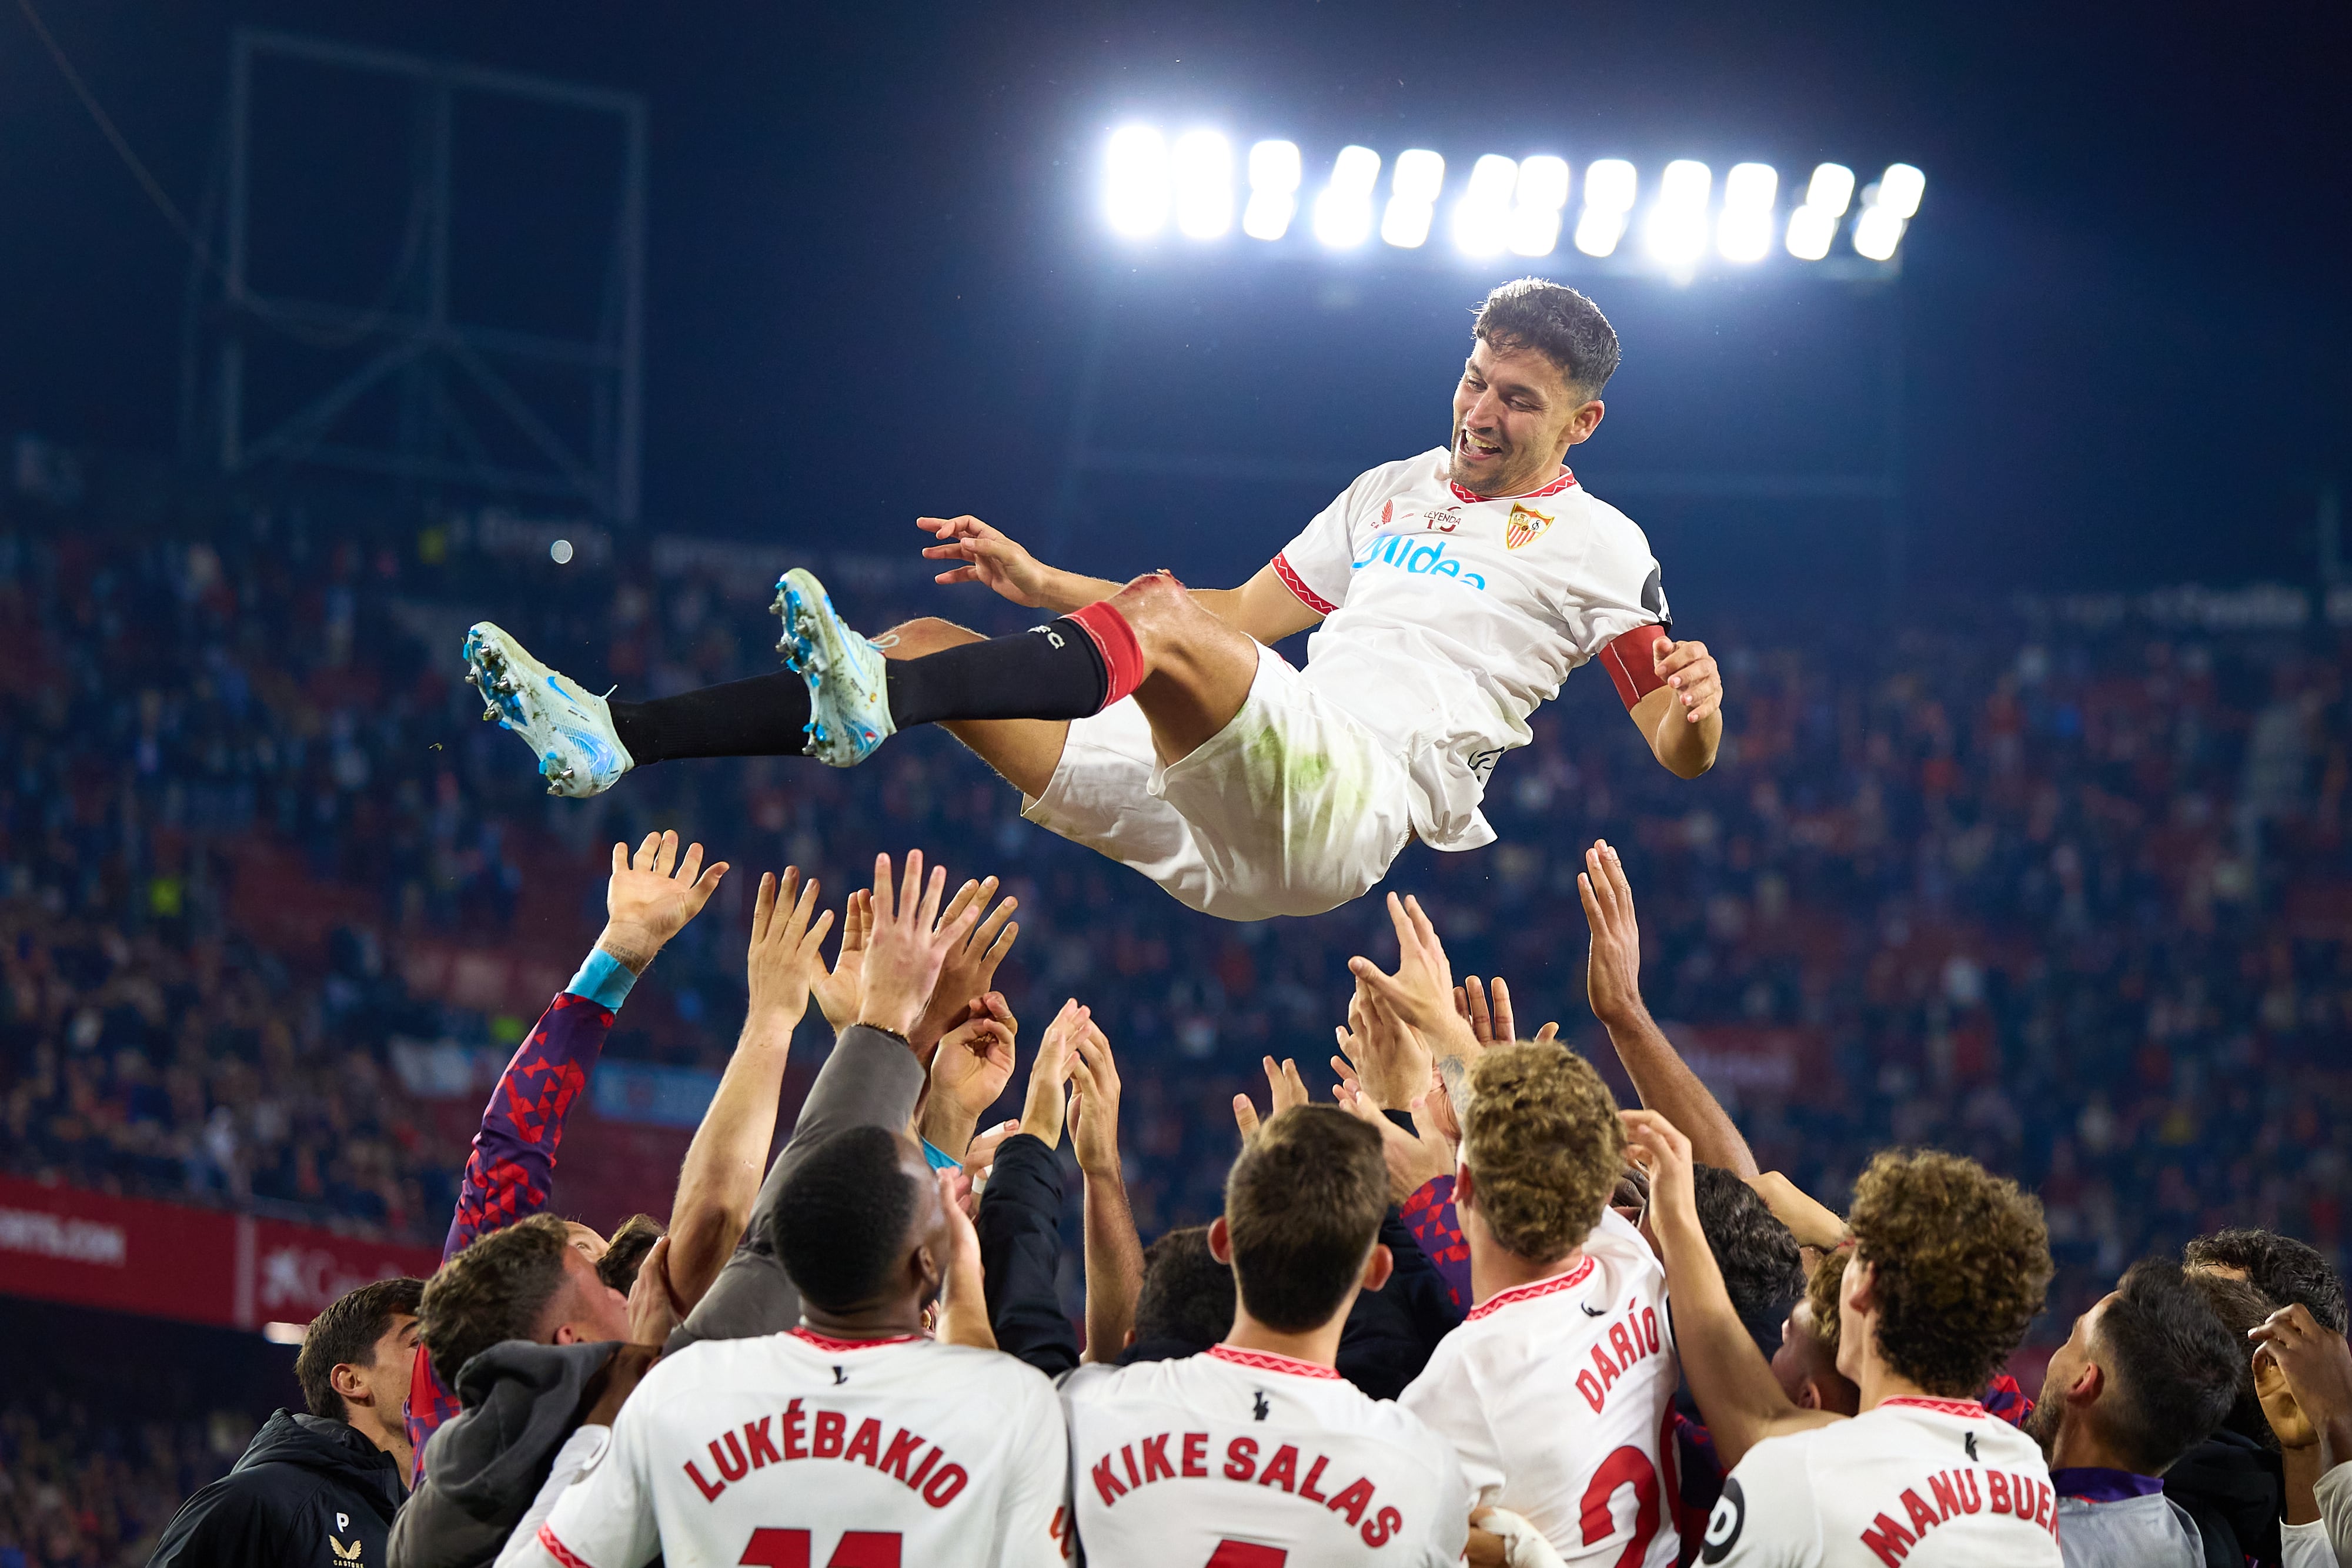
(1601, 623, 1669, 711)
(1066, 600, 1146, 709)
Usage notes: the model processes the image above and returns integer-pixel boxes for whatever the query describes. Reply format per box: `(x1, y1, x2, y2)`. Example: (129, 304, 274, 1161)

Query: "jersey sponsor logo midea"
(1350, 533, 1488, 590)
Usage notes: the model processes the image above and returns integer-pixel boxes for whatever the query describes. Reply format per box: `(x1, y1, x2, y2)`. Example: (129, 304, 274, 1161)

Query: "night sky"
(2, 1, 2346, 610)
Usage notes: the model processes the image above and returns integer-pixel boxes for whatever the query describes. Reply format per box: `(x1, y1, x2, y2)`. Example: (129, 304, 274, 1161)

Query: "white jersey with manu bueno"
(1274, 449, 1669, 851)
(1699, 1396, 2063, 1567)
(524, 1328, 1070, 1568)
(1399, 1208, 1681, 1567)
(1060, 1344, 1470, 1567)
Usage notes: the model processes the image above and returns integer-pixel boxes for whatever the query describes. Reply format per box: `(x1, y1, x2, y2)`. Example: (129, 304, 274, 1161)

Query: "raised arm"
(976, 1001, 1084, 1376)
(1626, 634, 1724, 779)
(1580, 840, 1758, 1178)
(1069, 1014, 1145, 1363)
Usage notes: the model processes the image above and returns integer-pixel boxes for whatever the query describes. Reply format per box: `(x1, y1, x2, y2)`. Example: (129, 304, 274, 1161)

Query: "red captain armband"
(1600, 623, 1671, 711)
(1066, 599, 1147, 708)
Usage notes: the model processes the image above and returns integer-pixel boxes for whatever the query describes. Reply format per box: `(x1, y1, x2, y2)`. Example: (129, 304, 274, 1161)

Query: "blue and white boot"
(773, 567, 895, 767)
(462, 622, 635, 797)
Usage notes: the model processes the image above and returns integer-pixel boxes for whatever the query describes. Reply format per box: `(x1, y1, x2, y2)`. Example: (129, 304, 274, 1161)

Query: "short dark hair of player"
(772, 1126, 921, 1315)
(1459, 1041, 1624, 1263)
(2095, 1258, 2243, 1476)
(2185, 1228, 2347, 1334)
(597, 1213, 665, 1295)
(1473, 278, 1622, 400)
(295, 1276, 423, 1422)
(1845, 1149, 2052, 1397)
(1223, 1105, 1387, 1333)
(2182, 1268, 2281, 1449)
(1692, 1164, 1805, 1360)
(1132, 1225, 1235, 1350)
(418, 1212, 574, 1389)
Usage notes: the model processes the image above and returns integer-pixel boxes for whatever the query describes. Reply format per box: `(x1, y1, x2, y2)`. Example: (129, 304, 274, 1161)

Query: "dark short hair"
(417, 1213, 574, 1389)
(597, 1213, 665, 1295)
(2182, 1269, 2281, 1450)
(1847, 1149, 2052, 1396)
(1131, 1226, 1235, 1351)
(1692, 1165, 1805, 1360)
(295, 1276, 423, 1422)
(2097, 1258, 2243, 1476)
(773, 1127, 920, 1314)
(1224, 1106, 1387, 1333)
(2186, 1228, 2347, 1334)
(1472, 278, 1621, 398)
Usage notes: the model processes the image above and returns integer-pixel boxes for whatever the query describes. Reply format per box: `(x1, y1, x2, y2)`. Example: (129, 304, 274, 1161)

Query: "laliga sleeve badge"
(577, 1424, 613, 1475)
(1700, 1476, 1746, 1564)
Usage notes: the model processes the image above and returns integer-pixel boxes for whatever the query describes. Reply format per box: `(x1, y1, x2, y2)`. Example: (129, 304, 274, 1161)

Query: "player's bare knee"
(877, 616, 981, 660)
(1107, 571, 1197, 636)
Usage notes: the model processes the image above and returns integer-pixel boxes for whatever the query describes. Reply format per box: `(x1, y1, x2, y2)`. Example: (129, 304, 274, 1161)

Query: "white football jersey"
(1275, 450, 1668, 850)
(1700, 1398, 2063, 1566)
(523, 1329, 1070, 1568)
(1400, 1209, 1680, 1567)
(1061, 1345, 1469, 1567)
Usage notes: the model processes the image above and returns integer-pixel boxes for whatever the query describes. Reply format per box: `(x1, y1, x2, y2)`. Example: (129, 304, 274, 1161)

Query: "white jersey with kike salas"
(1273, 448, 1670, 851)
(1060, 1344, 1471, 1567)
(1399, 1208, 1681, 1567)
(523, 1329, 1071, 1568)
(1698, 1397, 2063, 1567)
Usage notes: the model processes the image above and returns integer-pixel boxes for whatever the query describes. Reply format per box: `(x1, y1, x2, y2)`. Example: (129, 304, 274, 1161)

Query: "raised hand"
(1620, 1108, 1699, 1239)
(1453, 974, 1558, 1048)
(808, 889, 871, 1031)
(744, 870, 834, 1027)
(2250, 1303, 2352, 1460)
(1578, 839, 1648, 1029)
(597, 830, 730, 972)
(856, 851, 982, 1039)
(1653, 636, 1723, 725)
(1333, 1076, 1455, 1203)
(1232, 1055, 1310, 1141)
(930, 1003, 1020, 1128)
(1334, 985, 1434, 1111)
(1351, 893, 1481, 1069)
(623, 1234, 680, 1348)
(1017, 999, 1088, 1149)
(1068, 1015, 1124, 1179)
(912, 877, 1020, 1056)
(918, 514, 1057, 607)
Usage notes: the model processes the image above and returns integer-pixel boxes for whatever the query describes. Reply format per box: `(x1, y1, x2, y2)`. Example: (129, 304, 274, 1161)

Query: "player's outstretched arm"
(1579, 839, 1759, 1176)
(1068, 1015, 1145, 1363)
(921, 998, 1019, 1160)
(664, 868, 833, 1312)
(1629, 634, 1724, 779)
(1622, 1109, 1840, 1469)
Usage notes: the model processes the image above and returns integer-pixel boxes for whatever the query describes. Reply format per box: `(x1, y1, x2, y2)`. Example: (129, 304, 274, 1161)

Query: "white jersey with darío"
(1060, 1345, 1469, 1567)
(1698, 1398, 2063, 1566)
(1399, 1208, 1681, 1567)
(1275, 448, 1669, 850)
(519, 1329, 1070, 1568)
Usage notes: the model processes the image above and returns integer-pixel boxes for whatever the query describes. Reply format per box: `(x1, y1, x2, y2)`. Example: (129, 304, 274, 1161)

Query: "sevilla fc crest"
(1505, 502, 1553, 550)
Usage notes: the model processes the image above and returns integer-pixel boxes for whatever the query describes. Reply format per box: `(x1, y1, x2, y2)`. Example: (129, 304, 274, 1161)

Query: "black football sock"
(609, 674, 814, 763)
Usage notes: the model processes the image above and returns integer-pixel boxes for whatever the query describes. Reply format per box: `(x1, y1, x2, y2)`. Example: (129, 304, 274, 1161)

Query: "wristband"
(566, 947, 639, 1011)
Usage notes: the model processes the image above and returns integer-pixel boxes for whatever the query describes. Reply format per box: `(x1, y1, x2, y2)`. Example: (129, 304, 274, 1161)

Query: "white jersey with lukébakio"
(1060, 1345, 1469, 1567)
(1275, 449, 1668, 850)
(1699, 1398, 2063, 1566)
(524, 1329, 1069, 1568)
(1399, 1208, 1680, 1567)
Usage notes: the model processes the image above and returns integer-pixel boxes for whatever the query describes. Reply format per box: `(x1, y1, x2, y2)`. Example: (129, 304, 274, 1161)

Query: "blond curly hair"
(1846, 1148, 2052, 1396)
(1460, 1042, 1625, 1263)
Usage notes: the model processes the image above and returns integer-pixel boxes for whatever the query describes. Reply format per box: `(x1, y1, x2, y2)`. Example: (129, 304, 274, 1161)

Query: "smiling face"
(1449, 337, 1602, 498)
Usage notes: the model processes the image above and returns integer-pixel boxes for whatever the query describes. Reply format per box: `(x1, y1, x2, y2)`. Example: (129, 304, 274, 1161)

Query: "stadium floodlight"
(1312, 144, 1382, 249)
(1573, 158, 1636, 256)
(1875, 162, 1926, 220)
(1507, 154, 1570, 257)
(1243, 139, 1302, 240)
(1452, 153, 1519, 258)
(1380, 148, 1446, 249)
(1804, 162, 1856, 216)
(1716, 161, 1778, 262)
(1645, 158, 1712, 267)
(1852, 203, 1905, 260)
(1171, 130, 1234, 240)
(1784, 203, 1838, 260)
(1105, 125, 1171, 238)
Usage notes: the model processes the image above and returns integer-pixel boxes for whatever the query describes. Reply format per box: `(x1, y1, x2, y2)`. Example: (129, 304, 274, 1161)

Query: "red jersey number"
(740, 1529, 903, 1568)
(1580, 1446, 1663, 1568)
(1204, 1545, 1287, 1568)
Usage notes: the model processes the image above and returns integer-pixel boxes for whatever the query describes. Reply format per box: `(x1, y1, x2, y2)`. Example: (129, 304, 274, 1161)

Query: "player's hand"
(932, 1001, 1020, 1122)
(1334, 986, 1433, 1111)
(1454, 974, 1556, 1048)
(960, 1118, 1021, 1182)
(1578, 839, 1646, 1030)
(1334, 1076, 1455, 1203)
(918, 514, 1057, 607)
(596, 831, 729, 972)
(1743, 1171, 1849, 1252)
(744, 869, 833, 1028)
(1017, 999, 1087, 1148)
(2251, 1304, 2352, 1457)
(623, 1235, 681, 1348)
(808, 889, 871, 1032)
(1232, 1055, 1309, 1141)
(911, 877, 1019, 1057)
(1620, 1109, 1701, 1248)
(856, 851, 982, 1039)
(1653, 636, 1722, 724)
(1351, 894, 1479, 1061)
(1068, 1014, 1125, 1179)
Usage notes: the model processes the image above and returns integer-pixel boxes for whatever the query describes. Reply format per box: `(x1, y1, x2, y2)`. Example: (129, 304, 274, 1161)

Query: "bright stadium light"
(1717, 161, 1778, 262)
(1242, 139, 1301, 240)
(1380, 148, 1445, 248)
(1852, 203, 1905, 260)
(1876, 162, 1926, 219)
(1312, 144, 1382, 248)
(1785, 203, 1838, 260)
(1805, 162, 1856, 216)
(1170, 130, 1234, 240)
(1104, 125, 1171, 238)
(1645, 159, 1712, 267)
(1508, 154, 1569, 258)
(1573, 158, 1636, 256)
(1452, 153, 1518, 258)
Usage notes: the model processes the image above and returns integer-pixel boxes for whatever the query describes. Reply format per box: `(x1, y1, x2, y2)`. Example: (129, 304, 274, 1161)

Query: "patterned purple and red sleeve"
(1980, 1372, 2034, 1428)
(1401, 1174, 1471, 1314)
(405, 986, 618, 1480)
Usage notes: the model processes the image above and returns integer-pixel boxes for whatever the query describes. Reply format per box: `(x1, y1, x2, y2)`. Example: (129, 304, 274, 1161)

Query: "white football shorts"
(1021, 640, 1416, 921)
